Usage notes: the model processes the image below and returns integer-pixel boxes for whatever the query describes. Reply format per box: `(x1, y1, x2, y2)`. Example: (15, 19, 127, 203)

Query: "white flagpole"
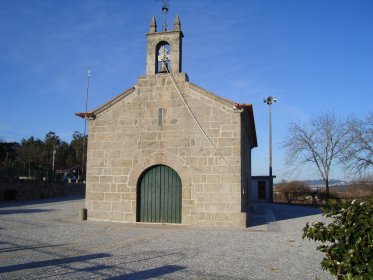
(82, 66, 90, 179)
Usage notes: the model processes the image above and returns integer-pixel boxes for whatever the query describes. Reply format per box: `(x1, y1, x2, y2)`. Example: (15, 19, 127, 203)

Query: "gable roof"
(188, 82, 236, 109)
(80, 78, 257, 148)
(92, 86, 136, 115)
(187, 83, 257, 148)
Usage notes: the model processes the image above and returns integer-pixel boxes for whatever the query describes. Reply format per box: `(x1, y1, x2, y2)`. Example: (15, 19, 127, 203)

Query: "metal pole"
(264, 96, 276, 202)
(269, 103, 273, 202)
(52, 144, 56, 172)
(52, 144, 56, 182)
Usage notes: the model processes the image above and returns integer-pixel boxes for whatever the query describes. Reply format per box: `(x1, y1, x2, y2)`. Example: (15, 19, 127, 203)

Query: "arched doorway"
(137, 165, 182, 223)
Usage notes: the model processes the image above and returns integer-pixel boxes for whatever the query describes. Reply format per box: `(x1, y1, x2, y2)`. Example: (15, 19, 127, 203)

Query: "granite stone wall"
(85, 73, 250, 227)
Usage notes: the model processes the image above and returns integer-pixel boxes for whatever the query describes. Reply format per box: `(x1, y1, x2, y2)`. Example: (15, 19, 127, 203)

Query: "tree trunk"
(325, 179, 330, 197)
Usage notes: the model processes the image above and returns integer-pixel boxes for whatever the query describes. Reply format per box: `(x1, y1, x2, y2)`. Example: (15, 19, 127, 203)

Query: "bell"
(159, 60, 169, 73)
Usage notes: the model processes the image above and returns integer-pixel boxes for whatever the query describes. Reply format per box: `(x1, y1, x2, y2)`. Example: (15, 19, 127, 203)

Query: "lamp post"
(264, 96, 276, 202)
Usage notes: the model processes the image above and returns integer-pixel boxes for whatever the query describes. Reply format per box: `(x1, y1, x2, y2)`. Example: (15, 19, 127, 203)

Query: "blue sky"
(1, 0, 372, 182)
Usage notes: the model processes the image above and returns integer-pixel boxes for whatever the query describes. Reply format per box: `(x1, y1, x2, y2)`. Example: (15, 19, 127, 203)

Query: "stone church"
(79, 15, 257, 227)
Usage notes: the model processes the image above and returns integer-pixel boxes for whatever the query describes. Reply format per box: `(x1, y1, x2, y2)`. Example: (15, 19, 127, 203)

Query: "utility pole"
(264, 96, 276, 202)
(52, 144, 56, 182)
(82, 67, 91, 181)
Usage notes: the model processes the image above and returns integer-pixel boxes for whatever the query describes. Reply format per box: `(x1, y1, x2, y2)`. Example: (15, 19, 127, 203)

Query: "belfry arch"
(156, 41, 171, 73)
(146, 15, 183, 75)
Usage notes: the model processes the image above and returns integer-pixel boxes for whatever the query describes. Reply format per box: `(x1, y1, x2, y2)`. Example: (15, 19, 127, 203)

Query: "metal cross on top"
(161, 0, 169, 31)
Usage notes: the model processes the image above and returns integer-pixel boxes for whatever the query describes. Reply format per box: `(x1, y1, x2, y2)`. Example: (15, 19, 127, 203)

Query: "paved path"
(0, 197, 333, 279)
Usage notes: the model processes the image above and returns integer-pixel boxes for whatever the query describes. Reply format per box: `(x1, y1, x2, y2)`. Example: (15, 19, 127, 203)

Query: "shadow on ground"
(0, 243, 65, 253)
(248, 202, 322, 228)
(0, 240, 186, 280)
(0, 194, 84, 209)
(0, 252, 111, 274)
(0, 209, 55, 215)
(271, 203, 322, 221)
(108, 265, 186, 280)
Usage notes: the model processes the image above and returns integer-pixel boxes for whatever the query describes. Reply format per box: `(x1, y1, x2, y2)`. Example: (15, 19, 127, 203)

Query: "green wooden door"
(137, 165, 182, 223)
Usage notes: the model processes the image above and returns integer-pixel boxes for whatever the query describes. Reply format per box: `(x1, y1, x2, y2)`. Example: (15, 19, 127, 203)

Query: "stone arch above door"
(128, 152, 190, 189)
(128, 152, 192, 224)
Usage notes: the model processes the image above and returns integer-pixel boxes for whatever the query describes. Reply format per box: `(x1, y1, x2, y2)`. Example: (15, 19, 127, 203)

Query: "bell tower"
(146, 13, 183, 76)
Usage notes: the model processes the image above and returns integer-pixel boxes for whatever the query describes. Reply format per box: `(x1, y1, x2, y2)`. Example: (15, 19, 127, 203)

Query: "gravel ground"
(0, 196, 333, 280)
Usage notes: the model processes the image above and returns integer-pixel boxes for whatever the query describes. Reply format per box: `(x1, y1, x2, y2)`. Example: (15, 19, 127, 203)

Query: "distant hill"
(274, 179, 348, 187)
(302, 179, 348, 187)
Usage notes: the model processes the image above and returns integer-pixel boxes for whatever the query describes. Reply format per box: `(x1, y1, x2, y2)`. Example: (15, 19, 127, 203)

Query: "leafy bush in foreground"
(303, 199, 373, 279)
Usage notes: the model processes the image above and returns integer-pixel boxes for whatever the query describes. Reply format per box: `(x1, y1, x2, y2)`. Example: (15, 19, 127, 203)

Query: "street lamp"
(264, 96, 276, 202)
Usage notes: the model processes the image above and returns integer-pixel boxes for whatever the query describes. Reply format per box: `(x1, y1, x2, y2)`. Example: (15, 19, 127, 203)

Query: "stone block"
(86, 175, 99, 183)
(198, 220, 216, 226)
(209, 192, 240, 203)
(193, 184, 204, 192)
(181, 215, 192, 225)
(233, 150, 241, 161)
(114, 176, 128, 184)
(122, 192, 136, 201)
(203, 203, 232, 213)
(165, 147, 178, 155)
(131, 201, 136, 213)
(221, 124, 239, 131)
(112, 201, 132, 212)
(214, 213, 231, 222)
(198, 212, 215, 221)
(205, 175, 220, 184)
(138, 141, 160, 150)
(91, 183, 110, 193)
(204, 184, 230, 193)
(92, 201, 112, 212)
(112, 212, 125, 221)
(169, 139, 190, 147)
(218, 138, 238, 147)
(192, 175, 205, 184)
(178, 148, 191, 157)
(116, 184, 130, 192)
(105, 193, 122, 202)
(198, 157, 207, 166)
(111, 167, 123, 175)
(124, 213, 136, 222)
(220, 131, 233, 138)
(89, 210, 112, 220)
(88, 167, 103, 176)
(111, 159, 133, 168)
(182, 187, 191, 199)
(140, 132, 159, 141)
(87, 192, 104, 201)
(100, 176, 113, 183)
(220, 174, 240, 184)
(186, 156, 198, 165)
(194, 193, 209, 203)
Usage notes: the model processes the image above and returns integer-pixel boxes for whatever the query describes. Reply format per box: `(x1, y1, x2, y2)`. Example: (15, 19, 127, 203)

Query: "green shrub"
(303, 199, 373, 279)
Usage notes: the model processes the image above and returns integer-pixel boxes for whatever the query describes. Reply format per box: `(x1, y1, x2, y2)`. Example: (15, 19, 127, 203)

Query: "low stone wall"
(0, 181, 65, 201)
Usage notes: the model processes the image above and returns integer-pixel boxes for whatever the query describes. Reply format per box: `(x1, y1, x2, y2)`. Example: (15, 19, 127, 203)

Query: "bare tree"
(283, 112, 351, 195)
(342, 112, 373, 174)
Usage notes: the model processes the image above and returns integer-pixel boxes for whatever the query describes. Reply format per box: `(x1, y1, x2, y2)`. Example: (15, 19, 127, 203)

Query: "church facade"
(82, 15, 257, 227)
